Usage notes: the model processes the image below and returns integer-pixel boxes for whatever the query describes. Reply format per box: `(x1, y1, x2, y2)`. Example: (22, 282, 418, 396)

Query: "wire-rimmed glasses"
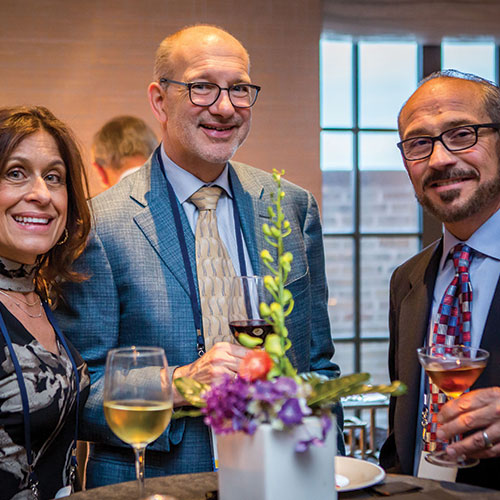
(159, 78, 261, 108)
(397, 123, 500, 161)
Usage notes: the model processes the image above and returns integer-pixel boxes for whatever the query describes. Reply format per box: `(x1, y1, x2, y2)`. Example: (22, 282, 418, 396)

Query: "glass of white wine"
(103, 346, 173, 498)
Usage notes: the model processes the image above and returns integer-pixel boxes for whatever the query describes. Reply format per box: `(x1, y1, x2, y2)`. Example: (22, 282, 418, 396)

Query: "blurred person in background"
(91, 115, 158, 193)
(0, 105, 91, 499)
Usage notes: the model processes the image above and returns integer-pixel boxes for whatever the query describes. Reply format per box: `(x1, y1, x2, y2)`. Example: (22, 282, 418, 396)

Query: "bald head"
(398, 70, 500, 137)
(153, 25, 250, 82)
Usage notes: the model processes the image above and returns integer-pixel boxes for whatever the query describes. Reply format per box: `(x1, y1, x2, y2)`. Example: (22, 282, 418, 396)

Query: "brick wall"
(323, 169, 421, 384)
(0, 0, 323, 199)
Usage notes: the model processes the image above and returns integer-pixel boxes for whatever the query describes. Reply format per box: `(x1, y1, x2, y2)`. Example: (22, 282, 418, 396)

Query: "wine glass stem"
(445, 396, 460, 453)
(134, 445, 146, 497)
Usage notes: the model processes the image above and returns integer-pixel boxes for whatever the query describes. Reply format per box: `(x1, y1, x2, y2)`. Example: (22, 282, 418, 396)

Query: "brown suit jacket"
(379, 239, 500, 489)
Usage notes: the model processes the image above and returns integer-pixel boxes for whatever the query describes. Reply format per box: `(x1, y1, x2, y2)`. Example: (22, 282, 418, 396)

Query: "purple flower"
(199, 374, 332, 450)
(273, 377, 298, 395)
(277, 398, 306, 426)
(253, 380, 282, 403)
(252, 377, 298, 404)
(295, 412, 333, 452)
(202, 375, 253, 434)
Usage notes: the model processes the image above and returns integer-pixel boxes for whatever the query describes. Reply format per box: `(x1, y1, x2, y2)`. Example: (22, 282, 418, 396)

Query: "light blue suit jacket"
(56, 154, 341, 485)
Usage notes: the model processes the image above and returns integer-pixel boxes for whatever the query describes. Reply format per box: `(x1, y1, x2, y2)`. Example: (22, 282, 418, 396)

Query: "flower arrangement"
(174, 170, 405, 450)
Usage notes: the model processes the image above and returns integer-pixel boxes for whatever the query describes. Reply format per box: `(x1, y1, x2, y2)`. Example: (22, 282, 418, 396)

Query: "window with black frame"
(320, 38, 498, 440)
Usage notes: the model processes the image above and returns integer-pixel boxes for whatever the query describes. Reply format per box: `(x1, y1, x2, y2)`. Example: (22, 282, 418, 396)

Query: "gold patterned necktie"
(189, 186, 236, 350)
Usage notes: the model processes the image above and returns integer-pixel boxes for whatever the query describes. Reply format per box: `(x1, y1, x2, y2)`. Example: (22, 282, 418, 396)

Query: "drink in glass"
(229, 276, 272, 346)
(104, 346, 172, 497)
(417, 344, 489, 467)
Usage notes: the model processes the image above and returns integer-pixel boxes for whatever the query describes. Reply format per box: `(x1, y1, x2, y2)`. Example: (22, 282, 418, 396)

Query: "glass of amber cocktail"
(417, 344, 489, 468)
(104, 346, 172, 498)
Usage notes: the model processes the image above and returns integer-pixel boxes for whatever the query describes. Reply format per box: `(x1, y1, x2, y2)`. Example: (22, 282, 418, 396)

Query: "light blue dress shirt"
(413, 207, 500, 474)
(160, 146, 254, 276)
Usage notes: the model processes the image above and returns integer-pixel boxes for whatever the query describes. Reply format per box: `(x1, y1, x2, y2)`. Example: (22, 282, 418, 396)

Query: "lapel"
(395, 239, 442, 473)
(475, 276, 500, 388)
(229, 162, 269, 275)
(130, 154, 196, 297)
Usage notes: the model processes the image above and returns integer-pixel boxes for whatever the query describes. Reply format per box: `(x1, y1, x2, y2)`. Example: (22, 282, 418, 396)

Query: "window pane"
(360, 169, 419, 233)
(321, 131, 353, 171)
(361, 341, 390, 385)
(360, 237, 419, 338)
(359, 131, 403, 171)
(442, 41, 496, 83)
(359, 42, 418, 128)
(325, 237, 353, 340)
(320, 39, 352, 128)
(322, 170, 353, 232)
(361, 341, 390, 433)
(333, 342, 354, 377)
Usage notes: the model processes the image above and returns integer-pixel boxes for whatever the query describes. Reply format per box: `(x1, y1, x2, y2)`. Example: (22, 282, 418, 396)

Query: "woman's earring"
(57, 228, 69, 246)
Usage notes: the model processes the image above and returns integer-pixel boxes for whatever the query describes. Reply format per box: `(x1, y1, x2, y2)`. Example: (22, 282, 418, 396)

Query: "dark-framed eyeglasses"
(159, 78, 261, 108)
(397, 123, 500, 161)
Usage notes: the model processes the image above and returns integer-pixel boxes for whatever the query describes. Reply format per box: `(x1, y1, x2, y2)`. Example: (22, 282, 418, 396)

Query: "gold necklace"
(0, 289, 43, 318)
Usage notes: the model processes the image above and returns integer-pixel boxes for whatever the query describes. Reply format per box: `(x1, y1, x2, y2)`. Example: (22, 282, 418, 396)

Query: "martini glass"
(417, 344, 489, 468)
(103, 346, 172, 498)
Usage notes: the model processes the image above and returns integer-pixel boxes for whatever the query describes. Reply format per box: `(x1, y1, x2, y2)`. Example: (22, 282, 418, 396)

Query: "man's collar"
(441, 207, 500, 268)
(160, 144, 232, 203)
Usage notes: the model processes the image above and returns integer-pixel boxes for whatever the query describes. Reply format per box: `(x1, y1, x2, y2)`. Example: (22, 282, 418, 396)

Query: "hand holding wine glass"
(436, 386, 500, 459)
(417, 344, 489, 468)
(229, 276, 273, 348)
(104, 346, 173, 498)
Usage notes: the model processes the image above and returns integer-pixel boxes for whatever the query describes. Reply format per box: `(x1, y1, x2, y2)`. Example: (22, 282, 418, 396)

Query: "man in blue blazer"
(56, 25, 341, 487)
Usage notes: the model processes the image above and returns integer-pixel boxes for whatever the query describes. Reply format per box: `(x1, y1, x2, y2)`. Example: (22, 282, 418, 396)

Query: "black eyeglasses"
(159, 78, 261, 108)
(397, 123, 500, 161)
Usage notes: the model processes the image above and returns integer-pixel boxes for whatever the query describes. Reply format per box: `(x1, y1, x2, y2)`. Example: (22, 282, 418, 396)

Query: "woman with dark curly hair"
(0, 106, 91, 499)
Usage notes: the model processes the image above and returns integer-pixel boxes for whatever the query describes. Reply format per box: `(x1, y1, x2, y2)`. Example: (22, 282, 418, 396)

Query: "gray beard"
(416, 174, 500, 223)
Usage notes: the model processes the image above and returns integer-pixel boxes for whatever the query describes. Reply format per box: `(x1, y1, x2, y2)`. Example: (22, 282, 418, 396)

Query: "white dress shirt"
(160, 145, 254, 277)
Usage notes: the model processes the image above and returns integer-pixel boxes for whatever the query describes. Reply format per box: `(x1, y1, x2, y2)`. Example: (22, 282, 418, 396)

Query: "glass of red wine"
(229, 276, 273, 348)
(417, 344, 489, 468)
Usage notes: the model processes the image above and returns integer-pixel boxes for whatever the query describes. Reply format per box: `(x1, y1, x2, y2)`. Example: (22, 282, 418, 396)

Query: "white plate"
(335, 456, 386, 492)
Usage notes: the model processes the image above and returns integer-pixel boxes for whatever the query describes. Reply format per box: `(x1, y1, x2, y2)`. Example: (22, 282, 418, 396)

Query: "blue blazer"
(56, 154, 341, 482)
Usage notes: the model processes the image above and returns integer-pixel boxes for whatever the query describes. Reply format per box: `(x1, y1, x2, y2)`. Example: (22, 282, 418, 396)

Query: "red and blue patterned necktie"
(423, 243, 473, 451)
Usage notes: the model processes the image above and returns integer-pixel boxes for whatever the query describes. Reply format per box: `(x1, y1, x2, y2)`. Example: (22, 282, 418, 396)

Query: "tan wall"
(0, 0, 322, 200)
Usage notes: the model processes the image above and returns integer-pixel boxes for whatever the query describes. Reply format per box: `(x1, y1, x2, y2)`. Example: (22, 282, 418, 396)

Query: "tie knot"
(451, 243, 473, 273)
(189, 186, 223, 211)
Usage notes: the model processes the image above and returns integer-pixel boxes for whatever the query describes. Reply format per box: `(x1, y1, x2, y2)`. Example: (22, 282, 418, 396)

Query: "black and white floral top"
(0, 301, 89, 500)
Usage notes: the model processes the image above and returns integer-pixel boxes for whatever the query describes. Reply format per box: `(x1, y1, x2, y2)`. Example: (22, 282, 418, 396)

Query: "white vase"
(216, 416, 337, 500)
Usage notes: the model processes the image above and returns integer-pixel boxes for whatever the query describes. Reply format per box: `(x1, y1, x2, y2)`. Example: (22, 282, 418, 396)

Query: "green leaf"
(265, 334, 284, 357)
(236, 333, 264, 348)
(301, 372, 407, 408)
(172, 408, 203, 419)
(267, 365, 282, 379)
(281, 357, 297, 377)
(270, 226, 281, 238)
(173, 377, 209, 408)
